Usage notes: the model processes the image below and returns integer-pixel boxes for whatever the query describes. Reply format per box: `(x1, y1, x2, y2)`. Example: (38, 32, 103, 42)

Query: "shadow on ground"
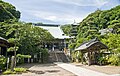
(17, 63, 56, 68)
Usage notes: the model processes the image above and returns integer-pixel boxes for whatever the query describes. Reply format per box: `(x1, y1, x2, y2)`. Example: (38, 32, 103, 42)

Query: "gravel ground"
(73, 63, 120, 75)
(1, 63, 76, 76)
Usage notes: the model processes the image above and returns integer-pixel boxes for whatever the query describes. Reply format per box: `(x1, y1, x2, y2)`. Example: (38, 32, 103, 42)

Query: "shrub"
(98, 56, 107, 65)
(71, 51, 82, 62)
(3, 70, 16, 75)
(41, 48, 48, 63)
(17, 54, 31, 64)
(108, 54, 120, 66)
(17, 54, 31, 58)
(3, 68, 27, 75)
(14, 67, 27, 73)
(0, 55, 7, 70)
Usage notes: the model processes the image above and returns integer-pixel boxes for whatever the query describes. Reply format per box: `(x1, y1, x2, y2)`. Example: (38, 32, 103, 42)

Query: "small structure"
(75, 38, 108, 65)
(70, 21, 79, 37)
(0, 37, 9, 56)
(0, 37, 11, 71)
(0, 37, 13, 56)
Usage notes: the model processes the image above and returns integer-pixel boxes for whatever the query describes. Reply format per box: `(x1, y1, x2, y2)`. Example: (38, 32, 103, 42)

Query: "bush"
(0, 55, 7, 70)
(108, 54, 120, 66)
(3, 70, 16, 75)
(17, 54, 31, 58)
(98, 56, 107, 65)
(17, 54, 31, 64)
(2, 68, 27, 75)
(71, 51, 76, 62)
(71, 51, 82, 62)
(14, 67, 27, 73)
(41, 48, 48, 63)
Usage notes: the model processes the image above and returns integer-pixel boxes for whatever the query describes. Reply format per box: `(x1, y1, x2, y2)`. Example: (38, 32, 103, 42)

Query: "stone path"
(1, 63, 76, 76)
(73, 63, 120, 75)
(56, 63, 120, 76)
(28, 63, 76, 76)
(1, 63, 120, 76)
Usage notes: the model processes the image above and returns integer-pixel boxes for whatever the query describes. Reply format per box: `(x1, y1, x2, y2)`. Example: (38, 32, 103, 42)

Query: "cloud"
(27, 10, 83, 24)
(52, 0, 108, 7)
(4, 0, 120, 24)
(29, 11, 56, 20)
(45, 16, 57, 21)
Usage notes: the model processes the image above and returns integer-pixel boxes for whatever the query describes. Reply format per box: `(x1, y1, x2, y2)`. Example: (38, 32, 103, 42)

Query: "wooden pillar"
(52, 43, 54, 51)
(11, 56, 15, 71)
(88, 50, 91, 66)
(28, 58, 30, 63)
(81, 51, 83, 64)
(5, 47, 7, 57)
(7, 57, 10, 70)
(64, 39, 66, 49)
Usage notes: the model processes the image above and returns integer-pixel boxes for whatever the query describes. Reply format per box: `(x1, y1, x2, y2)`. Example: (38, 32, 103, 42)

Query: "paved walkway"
(56, 63, 120, 76)
(1, 63, 75, 76)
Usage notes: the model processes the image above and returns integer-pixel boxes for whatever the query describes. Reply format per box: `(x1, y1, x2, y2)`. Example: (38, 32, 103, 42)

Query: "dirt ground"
(1, 63, 76, 76)
(73, 63, 120, 75)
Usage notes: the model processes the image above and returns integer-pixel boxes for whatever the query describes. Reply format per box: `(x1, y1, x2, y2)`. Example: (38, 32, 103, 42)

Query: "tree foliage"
(60, 24, 72, 35)
(0, 1, 53, 60)
(76, 5, 120, 47)
(76, 6, 120, 40)
(0, 22, 53, 55)
(0, 0, 20, 22)
(67, 5, 120, 65)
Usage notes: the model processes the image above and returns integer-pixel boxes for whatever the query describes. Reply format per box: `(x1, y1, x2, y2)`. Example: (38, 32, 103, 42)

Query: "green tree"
(0, 0, 20, 22)
(70, 5, 120, 65)
(60, 24, 72, 36)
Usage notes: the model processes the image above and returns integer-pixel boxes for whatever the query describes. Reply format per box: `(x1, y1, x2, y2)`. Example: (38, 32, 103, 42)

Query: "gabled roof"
(35, 24, 71, 39)
(75, 38, 108, 51)
(0, 37, 14, 47)
(0, 37, 8, 42)
(0, 37, 9, 47)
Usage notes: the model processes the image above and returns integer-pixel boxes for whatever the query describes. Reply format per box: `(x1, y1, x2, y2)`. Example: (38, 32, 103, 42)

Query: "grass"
(2, 67, 27, 75)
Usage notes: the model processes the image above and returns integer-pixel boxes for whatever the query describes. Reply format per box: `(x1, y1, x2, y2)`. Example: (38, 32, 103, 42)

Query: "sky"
(4, 0, 120, 24)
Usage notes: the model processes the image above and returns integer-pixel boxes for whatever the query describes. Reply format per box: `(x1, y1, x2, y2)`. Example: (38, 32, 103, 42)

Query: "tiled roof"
(75, 38, 108, 51)
(0, 37, 8, 42)
(35, 24, 71, 39)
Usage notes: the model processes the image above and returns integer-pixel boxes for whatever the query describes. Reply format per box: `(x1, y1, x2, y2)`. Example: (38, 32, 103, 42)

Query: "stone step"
(48, 51, 70, 63)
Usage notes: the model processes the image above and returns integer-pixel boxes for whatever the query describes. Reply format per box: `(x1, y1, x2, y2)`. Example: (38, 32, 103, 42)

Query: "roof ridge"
(34, 23, 60, 27)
